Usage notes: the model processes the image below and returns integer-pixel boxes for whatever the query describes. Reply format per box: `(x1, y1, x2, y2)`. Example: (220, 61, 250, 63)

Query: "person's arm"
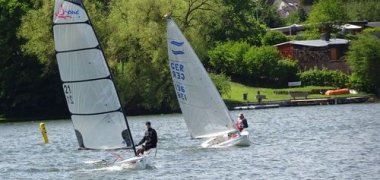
(136, 135, 146, 146)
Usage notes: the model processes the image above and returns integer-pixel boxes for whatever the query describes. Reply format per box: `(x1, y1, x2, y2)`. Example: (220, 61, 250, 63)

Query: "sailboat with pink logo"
(52, 0, 155, 169)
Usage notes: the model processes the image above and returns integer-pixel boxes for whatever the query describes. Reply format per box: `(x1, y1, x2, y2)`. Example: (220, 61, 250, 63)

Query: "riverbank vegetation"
(0, 0, 379, 118)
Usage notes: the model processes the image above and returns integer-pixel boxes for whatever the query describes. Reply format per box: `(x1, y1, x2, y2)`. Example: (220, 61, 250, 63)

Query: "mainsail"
(167, 18, 235, 138)
(53, 0, 135, 151)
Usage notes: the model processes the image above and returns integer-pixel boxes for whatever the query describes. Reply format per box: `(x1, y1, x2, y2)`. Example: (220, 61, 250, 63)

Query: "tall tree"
(14, 0, 110, 117)
(345, 0, 380, 21)
(210, 0, 265, 46)
(106, 0, 225, 113)
(307, 0, 349, 24)
(0, 0, 35, 116)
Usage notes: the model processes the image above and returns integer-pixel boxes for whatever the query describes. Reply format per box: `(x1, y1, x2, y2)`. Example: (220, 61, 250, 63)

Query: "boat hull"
(112, 148, 156, 169)
(115, 156, 149, 169)
(201, 130, 250, 148)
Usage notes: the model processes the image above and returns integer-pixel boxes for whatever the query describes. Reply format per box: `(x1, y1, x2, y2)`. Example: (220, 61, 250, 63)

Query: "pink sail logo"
(55, 4, 80, 19)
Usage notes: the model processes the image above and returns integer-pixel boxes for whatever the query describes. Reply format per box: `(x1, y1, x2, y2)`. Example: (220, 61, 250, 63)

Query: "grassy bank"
(223, 82, 369, 103)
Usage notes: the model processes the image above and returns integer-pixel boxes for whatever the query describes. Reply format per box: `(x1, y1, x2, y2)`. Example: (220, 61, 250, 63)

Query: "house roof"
(283, 0, 299, 3)
(274, 39, 349, 47)
(271, 24, 305, 31)
(366, 21, 380, 28)
(268, 0, 300, 17)
(340, 24, 362, 30)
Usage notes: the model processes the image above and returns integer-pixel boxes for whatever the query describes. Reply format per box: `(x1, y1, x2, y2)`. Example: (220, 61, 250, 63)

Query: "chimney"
(321, 23, 331, 41)
(321, 32, 331, 41)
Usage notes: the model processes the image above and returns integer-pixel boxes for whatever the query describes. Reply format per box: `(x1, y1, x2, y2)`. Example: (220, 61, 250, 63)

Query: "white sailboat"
(53, 0, 154, 168)
(166, 17, 250, 148)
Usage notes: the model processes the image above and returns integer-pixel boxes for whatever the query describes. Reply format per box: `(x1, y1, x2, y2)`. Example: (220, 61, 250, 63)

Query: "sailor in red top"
(235, 113, 248, 132)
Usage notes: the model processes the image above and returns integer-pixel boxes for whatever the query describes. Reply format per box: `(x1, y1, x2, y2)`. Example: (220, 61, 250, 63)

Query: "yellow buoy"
(39, 123, 49, 144)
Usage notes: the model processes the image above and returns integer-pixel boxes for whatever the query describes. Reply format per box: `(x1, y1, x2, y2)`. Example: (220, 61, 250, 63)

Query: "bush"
(243, 46, 281, 80)
(273, 59, 299, 86)
(299, 68, 348, 87)
(362, 27, 380, 33)
(209, 43, 299, 87)
(346, 34, 380, 94)
(210, 73, 231, 97)
(262, 31, 289, 46)
(346, 0, 380, 22)
(208, 41, 250, 77)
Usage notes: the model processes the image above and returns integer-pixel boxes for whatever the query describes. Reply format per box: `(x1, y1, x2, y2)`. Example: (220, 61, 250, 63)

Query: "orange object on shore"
(325, 88, 350, 96)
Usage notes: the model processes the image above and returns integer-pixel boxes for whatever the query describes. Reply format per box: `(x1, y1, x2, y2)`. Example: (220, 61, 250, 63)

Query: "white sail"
(53, 0, 135, 150)
(167, 18, 235, 138)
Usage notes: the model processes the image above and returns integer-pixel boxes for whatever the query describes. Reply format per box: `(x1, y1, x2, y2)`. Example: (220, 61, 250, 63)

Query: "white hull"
(115, 148, 156, 169)
(91, 149, 156, 170)
(114, 156, 151, 170)
(201, 130, 250, 148)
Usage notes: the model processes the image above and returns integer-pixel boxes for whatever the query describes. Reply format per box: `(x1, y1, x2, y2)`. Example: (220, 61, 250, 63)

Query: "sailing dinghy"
(53, 0, 155, 168)
(166, 17, 250, 148)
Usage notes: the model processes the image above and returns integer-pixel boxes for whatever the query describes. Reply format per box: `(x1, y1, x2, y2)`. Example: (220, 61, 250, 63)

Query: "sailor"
(136, 121, 157, 156)
(236, 113, 248, 132)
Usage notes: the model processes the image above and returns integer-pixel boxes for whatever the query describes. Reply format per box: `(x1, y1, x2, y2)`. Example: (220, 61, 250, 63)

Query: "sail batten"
(53, 0, 135, 152)
(56, 46, 100, 54)
(71, 109, 121, 116)
(167, 18, 235, 138)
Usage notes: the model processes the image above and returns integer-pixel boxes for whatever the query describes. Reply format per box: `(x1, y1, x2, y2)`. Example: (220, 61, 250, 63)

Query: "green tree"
(285, 8, 307, 25)
(210, 0, 266, 46)
(18, 0, 109, 70)
(307, 0, 349, 24)
(261, 31, 289, 46)
(17, 0, 54, 71)
(256, 1, 285, 28)
(347, 34, 380, 95)
(305, 0, 349, 40)
(346, 0, 380, 21)
(0, 0, 68, 117)
(107, 0, 225, 113)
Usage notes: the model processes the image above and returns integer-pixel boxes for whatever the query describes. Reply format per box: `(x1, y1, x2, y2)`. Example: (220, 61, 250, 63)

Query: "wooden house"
(275, 38, 350, 72)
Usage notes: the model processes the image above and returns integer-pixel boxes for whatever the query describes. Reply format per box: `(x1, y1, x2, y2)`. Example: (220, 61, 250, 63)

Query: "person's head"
(145, 121, 151, 129)
(239, 113, 244, 119)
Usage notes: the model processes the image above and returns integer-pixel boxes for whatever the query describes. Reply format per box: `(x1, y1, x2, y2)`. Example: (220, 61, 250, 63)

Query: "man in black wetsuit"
(136, 121, 157, 156)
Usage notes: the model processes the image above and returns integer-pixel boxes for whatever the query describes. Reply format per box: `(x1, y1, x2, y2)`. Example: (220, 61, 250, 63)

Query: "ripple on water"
(0, 103, 380, 179)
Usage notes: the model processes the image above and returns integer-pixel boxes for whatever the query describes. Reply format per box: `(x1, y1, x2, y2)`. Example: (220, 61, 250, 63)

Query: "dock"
(233, 104, 280, 110)
(229, 96, 372, 111)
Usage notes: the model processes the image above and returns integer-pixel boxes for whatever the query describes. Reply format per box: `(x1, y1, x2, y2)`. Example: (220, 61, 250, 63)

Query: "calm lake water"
(1, 103, 380, 179)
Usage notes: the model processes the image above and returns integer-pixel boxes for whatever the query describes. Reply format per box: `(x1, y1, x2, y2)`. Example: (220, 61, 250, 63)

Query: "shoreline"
(1, 96, 377, 123)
